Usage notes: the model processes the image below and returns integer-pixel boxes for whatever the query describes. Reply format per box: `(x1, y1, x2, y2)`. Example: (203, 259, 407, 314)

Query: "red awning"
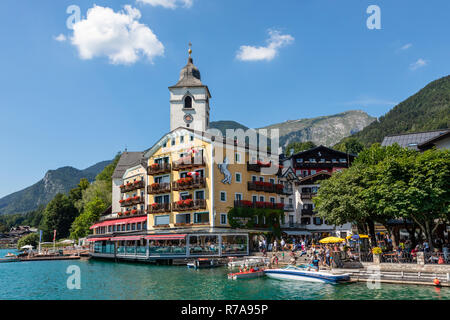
(87, 238, 110, 242)
(145, 234, 187, 240)
(90, 216, 147, 229)
(111, 236, 143, 241)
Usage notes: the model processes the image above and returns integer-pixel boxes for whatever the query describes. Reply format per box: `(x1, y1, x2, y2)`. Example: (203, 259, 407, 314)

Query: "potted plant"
(131, 209, 137, 214)
(372, 246, 382, 264)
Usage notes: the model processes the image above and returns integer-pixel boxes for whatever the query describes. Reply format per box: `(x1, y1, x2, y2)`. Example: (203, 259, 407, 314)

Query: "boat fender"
(433, 278, 441, 286)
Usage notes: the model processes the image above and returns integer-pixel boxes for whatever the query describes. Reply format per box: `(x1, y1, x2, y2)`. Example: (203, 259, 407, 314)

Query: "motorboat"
(228, 268, 265, 280)
(227, 257, 269, 269)
(0, 257, 19, 263)
(187, 258, 221, 269)
(5, 252, 17, 258)
(264, 265, 350, 284)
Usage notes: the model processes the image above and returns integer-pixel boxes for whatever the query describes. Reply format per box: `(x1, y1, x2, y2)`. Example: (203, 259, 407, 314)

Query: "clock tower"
(169, 44, 211, 132)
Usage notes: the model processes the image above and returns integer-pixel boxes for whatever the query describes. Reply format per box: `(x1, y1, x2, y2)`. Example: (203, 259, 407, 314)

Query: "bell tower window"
(184, 96, 192, 109)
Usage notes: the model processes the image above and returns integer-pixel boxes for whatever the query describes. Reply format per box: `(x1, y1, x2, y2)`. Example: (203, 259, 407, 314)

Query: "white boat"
(187, 258, 221, 269)
(264, 266, 350, 284)
(228, 257, 269, 269)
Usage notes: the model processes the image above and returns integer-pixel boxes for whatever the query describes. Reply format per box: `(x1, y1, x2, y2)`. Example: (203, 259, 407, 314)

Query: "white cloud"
(400, 43, 412, 51)
(236, 29, 294, 62)
(70, 5, 164, 65)
(410, 58, 428, 70)
(54, 34, 67, 42)
(137, 0, 193, 9)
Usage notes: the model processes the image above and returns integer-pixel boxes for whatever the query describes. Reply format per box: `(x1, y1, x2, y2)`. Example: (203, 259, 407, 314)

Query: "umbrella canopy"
(319, 237, 345, 244)
(346, 234, 369, 240)
(20, 245, 33, 250)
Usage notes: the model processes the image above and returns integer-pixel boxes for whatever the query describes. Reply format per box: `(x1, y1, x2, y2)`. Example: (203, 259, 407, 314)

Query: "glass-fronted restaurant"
(87, 228, 249, 260)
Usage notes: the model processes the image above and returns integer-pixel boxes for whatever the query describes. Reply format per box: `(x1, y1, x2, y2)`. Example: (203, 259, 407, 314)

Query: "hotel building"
(87, 49, 294, 261)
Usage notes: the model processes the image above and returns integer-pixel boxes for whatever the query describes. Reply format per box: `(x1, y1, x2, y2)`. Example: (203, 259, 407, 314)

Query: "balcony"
(234, 200, 284, 210)
(301, 208, 317, 215)
(282, 186, 294, 195)
(246, 161, 271, 173)
(119, 196, 144, 207)
(117, 210, 146, 218)
(283, 204, 295, 212)
(147, 163, 171, 175)
(247, 181, 277, 193)
(172, 155, 205, 171)
(147, 203, 171, 214)
(301, 193, 317, 200)
(120, 180, 145, 193)
(172, 177, 206, 191)
(147, 182, 171, 194)
(172, 199, 207, 212)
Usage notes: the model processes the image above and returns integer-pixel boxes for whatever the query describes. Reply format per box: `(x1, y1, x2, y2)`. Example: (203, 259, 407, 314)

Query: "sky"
(0, 0, 449, 198)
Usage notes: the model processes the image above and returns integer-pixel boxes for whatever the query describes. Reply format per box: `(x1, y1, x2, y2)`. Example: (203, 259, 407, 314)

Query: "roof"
(418, 129, 450, 149)
(168, 56, 211, 97)
(297, 171, 332, 185)
(289, 145, 356, 159)
(381, 129, 449, 150)
(111, 152, 146, 179)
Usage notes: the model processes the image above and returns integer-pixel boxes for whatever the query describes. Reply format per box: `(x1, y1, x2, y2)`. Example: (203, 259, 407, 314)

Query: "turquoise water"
(0, 249, 449, 300)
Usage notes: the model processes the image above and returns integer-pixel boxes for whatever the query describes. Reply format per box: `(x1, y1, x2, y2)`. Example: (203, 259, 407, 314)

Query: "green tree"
(334, 137, 364, 155)
(285, 141, 316, 156)
(17, 233, 39, 250)
(41, 193, 78, 241)
(70, 196, 107, 240)
(68, 178, 90, 203)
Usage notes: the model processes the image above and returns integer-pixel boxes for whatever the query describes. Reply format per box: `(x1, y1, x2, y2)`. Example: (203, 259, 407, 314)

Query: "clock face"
(184, 114, 193, 124)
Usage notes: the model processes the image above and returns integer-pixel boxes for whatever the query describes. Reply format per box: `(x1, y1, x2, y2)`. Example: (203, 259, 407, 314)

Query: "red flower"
(131, 209, 137, 214)
(177, 200, 185, 206)
(118, 212, 123, 216)
(134, 180, 140, 185)
(126, 197, 132, 202)
(151, 183, 159, 188)
(276, 184, 284, 189)
(124, 211, 130, 215)
(184, 199, 193, 206)
(151, 203, 159, 208)
(120, 185, 125, 188)
(126, 182, 132, 186)
(119, 199, 125, 203)
(151, 163, 159, 168)
(133, 196, 140, 200)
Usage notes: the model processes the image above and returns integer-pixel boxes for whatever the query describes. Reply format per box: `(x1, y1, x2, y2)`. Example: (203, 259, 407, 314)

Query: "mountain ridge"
(0, 160, 111, 215)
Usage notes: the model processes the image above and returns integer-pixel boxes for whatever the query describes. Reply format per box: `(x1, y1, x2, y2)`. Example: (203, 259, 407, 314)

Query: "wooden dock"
(19, 255, 81, 262)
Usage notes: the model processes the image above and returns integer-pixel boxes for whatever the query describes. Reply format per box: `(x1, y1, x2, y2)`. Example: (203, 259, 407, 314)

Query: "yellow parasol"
(319, 236, 345, 244)
(346, 234, 369, 240)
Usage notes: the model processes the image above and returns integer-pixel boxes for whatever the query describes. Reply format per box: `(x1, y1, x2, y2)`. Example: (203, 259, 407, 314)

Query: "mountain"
(338, 75, 450, 146)
(210, 110, 375, 148)
(0, 160, 111, 215)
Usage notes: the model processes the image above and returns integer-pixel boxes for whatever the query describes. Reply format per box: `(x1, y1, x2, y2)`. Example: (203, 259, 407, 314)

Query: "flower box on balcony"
(133, 196, 140, 200)
(154, 224, 170, 228)
(126, 183, 132, 187)
(119, 199, 125, 203)
(131, 209, 137, 214)
(151, 163, 159, 169)
(124, 211, 130, 215)
(151, 183, 159, 188)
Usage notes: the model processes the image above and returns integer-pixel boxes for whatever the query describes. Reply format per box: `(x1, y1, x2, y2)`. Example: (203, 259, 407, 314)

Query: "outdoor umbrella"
(20, 245, 33, 250)
(319, 237, 345, 244)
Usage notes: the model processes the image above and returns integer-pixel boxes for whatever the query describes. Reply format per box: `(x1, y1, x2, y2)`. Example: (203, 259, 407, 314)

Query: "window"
(195, 190, 204, 200)
(319, 158, 325, 163)
(311, 170, 316, 175)
(155, 215, 170, 225)
(126, 224, 130, 231)
(180, 192, 190, 200)
(270, 197, 275, 204)
(309, 158, 316, 163)
(184, 96, 192, 109)
(332, 159, 338, 163)
(340, 158, 347, 163)
(180, 136, 184, 143)
(172, 138, 176, 146)
(220, 213, 227, 225)
(252, 175, 257, 182)
(259, 177, 264, 182)
(108, 226, 112, 233)
(280, 197, 285, 203)
(235, 153, 241, 163)
(131, 223, 136, 231)
(296, 158, 303, 163)
(190, 135, 194, 141)
(235, 193, 243, 201)
(220, 191, 226, 202)
(252, 195, 257, 203)
(235, 173, 241, 183)
(137, 222, 141, 230)
(259, 196, 265, 202)
(269, 178, 275, 184)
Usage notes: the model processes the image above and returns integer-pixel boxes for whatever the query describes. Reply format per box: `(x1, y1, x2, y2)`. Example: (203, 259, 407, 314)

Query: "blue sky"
(0, 0, 449, 198)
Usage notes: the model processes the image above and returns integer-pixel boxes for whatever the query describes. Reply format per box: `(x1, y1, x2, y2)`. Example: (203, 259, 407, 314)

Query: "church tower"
(169, 44, 211, 132)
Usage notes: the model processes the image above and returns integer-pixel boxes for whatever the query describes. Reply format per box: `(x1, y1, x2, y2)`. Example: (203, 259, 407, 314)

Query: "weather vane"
(188, 42, 192, 56)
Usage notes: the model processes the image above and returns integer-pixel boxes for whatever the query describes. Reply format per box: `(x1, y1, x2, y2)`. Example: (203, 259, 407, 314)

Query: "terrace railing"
(147, 182, 171, 194)
(172, 199, 206, 212)
(172, 156, 205, 171)
(147, 203, 171, 214)
(172, 177, 206, 191)
(147, 163, 171, 175)
(120, 180, 145, 193)
(234, 200, 284, 210)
